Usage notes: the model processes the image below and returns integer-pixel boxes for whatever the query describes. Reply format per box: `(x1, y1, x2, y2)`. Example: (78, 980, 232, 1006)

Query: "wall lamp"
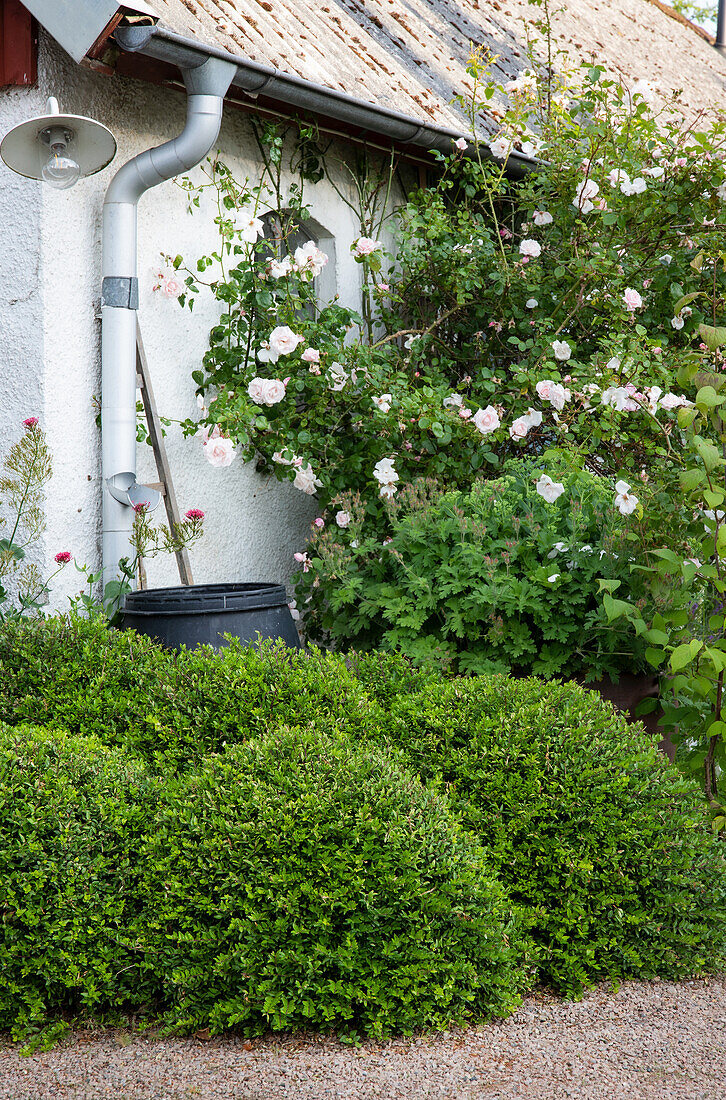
(0, 97, 116, 189)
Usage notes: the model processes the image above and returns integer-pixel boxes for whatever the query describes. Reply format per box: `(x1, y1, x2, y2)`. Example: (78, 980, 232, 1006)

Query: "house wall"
(1, 30, 407, 610)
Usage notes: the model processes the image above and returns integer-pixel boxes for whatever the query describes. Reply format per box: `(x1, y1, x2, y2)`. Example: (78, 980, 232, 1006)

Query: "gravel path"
(1, 977, 724, 1100)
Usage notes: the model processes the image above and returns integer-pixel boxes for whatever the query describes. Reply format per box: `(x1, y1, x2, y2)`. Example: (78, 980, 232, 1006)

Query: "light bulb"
(41, 142, 80, 189)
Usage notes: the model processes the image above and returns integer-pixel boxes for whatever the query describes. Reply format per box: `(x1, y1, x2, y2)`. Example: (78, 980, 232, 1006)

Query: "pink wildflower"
(54, 551, 72, 564)
(185, 508, 205, 521)
(23, 417, 39, 429)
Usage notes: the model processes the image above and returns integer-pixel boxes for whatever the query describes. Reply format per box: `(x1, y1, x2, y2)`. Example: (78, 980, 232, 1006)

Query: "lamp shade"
(0, 98, 116, 181)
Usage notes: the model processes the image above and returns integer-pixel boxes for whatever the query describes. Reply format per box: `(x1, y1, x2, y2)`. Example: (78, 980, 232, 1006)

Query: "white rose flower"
(269, 256, 293, 278)
(526, 298, 538, 309)
(293, 463, 323, 495)
(644, 166, 665, 178)
(551, 340, 572, 361)
(335, 510, 351, 528)
(373, 456, 399, 499)
(536, 474, 566, 503)
(621, 177, 647, 196)
(237, 207, 264, 244)
(519, 239, 542, 258)
(659, 392, 690, 410)
(533, 210, 553, 226)
(606, 356, 622, 372)
(372, 394, 392, 412)
(328, 361, 349, 391)
(443, 393, 465, 409)
(670, 315, 685, 330)
(607, 168, 630, 188)
(472, 406, 501, 434)
(614, 480, 638, 516)
(247, 377, 286, 406)
(294, 240, 328, 277)
(489, 136, 510, 160)
(573, 179, 599, 214)
(269, 325, 304, 357)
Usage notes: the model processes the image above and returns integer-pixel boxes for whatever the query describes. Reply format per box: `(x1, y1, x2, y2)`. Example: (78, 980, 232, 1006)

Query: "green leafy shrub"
(0, 723, 157, 1034)
(299, 459, 669, 679)
(136, 726, 527, 1037)
(0, 615, 384, 766)
(366, 676, 726, 996)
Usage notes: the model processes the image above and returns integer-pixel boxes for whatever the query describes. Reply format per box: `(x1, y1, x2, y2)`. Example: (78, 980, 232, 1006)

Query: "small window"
(262, 210, 336, 305)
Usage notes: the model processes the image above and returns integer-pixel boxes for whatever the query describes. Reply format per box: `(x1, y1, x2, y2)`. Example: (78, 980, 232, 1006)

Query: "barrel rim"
(123, 582, 289, 616)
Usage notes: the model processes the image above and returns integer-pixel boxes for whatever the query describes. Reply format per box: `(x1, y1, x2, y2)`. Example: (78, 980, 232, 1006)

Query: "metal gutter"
(113, 24, 537, 177)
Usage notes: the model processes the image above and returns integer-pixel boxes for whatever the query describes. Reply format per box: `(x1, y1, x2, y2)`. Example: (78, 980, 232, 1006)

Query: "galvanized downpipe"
(101, 52, 235, 584)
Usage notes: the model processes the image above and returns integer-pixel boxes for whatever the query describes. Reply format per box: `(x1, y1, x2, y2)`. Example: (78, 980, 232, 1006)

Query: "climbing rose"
(373, 457, 399, 499)
(551, 340, 572, 361)
(623, 288, 643, 311)
(443, 393, 465, 409)
(453, 137, 468, 151)
(335, 510, 351, 528)
(621, 177, 647, 196)
(660, 392, 689, 410)
(293, 463, 322, 495)
(294, 551, 311, 572)
(573, 179, 599, 213)
(204, 436, 236, 468)
(509, 408, 542, 440)
(614, 480, 638, 515)
(472, 406, 500, 434)
(269, 256, 293, 278)
(294, 240, 328, 277)
(536, 474, 565, 503)
(237, 207, 264, 243)
(54, 551, 72, 564)
(247, 377, 286, 406)
(313, 517, 325, 529)
(162, 275, 184, 298)
(533, 210, 553, 225)
(536, 380, 570, 410)
(372, 394, 392, 412)
(184, 509, 205, 521)
(301, 347, 320, 363)
(354, 237, 383, 257)
(519, 239, 541, 258)
(328, 362, 349, 391)
(489, 136, 510, 159)
(269, 326, 304, 357)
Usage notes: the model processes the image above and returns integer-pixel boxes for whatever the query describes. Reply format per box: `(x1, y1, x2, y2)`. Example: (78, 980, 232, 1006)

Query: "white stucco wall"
(0, 31, 407, 609)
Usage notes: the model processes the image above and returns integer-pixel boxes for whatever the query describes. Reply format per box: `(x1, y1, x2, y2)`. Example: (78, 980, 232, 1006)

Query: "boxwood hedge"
(370, 676, 726, 996)
(133, 726, 527, 1037)
(0, 721, 527, 1038)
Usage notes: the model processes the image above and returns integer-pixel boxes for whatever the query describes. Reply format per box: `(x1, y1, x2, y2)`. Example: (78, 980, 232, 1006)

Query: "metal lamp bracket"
(106, 471, 162, 511)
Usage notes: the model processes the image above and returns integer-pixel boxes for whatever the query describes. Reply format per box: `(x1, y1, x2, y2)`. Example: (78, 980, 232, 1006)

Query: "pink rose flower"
(453, 137, 468, 151)
(354, 237, 383, 256)
(623, 288, 643, 312)
(247, 377, 287, 406)
(204, 436, 236, 468)
(162, 275, 184, 298)
(313, 517, 325, 529)
(472, 406, 500, 434)
(301, 348, 320, 363)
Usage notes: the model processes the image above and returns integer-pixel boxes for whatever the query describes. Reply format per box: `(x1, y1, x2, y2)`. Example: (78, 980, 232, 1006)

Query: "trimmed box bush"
(134, 726, 527, 1037)
(372, 676, 726, 995)
(0, 724, 157, 1033)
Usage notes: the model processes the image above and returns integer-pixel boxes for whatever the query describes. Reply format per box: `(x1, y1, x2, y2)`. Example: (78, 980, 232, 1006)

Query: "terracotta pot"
(575, 672, 675, 762)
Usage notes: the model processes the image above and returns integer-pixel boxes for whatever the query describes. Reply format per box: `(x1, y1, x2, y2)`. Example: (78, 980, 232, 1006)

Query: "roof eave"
(111, 24, 537, 177)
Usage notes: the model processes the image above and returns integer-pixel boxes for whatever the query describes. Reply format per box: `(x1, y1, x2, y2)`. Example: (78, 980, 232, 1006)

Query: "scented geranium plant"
(295, 457, 671, 680)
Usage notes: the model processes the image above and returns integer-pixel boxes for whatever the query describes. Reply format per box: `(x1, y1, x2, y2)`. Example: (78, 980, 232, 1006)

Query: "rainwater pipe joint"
(101, 55, 235, 584)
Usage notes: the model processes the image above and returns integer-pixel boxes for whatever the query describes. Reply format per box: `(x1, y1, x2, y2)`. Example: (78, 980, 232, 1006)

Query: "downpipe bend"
(100, 58, 236, 586)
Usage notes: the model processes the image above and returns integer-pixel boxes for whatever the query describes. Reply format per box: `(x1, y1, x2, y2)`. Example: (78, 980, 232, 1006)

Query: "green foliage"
(0, 718, 527, 1040)
(366, 676, 726, 996)
(297, 458, 672, 680)
(0, 614, 383, 767)
(135, 726, 526, 1038)
(0, 723, 156, 1035)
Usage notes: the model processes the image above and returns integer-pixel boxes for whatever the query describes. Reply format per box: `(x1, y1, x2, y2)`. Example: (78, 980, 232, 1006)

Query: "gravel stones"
(0, 977, 724, 1100)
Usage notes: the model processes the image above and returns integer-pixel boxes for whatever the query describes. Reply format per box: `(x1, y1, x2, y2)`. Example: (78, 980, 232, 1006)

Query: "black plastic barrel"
(122, 583, 301, 651)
